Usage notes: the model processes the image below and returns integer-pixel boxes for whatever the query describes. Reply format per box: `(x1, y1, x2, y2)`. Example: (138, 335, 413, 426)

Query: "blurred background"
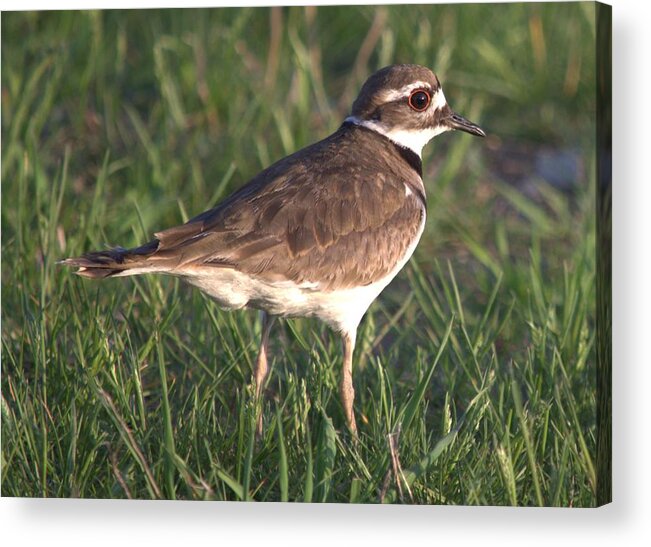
(2, 4, 599, 505)
(2, 4, 597, 301)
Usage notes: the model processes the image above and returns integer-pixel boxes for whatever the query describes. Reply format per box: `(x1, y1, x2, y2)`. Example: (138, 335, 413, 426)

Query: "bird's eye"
(408, 90, 431, 112)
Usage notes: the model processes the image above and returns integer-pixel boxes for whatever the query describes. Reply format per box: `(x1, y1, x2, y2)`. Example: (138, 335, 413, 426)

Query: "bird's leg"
(254, 312, 276, 436)
(340, 330, 358, 435)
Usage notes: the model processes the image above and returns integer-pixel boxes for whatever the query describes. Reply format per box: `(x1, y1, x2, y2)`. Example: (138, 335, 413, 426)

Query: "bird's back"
(63, 123, 426, 294)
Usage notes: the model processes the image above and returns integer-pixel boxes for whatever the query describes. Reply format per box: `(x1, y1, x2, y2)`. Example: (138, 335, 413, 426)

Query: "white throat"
(345, 116, 449, 157)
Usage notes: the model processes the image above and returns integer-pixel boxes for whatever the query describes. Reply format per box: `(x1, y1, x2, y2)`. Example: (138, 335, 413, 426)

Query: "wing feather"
(65, 125, 426, 289)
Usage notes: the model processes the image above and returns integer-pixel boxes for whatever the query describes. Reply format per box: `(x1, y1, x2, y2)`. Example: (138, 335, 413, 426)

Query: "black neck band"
(393, 142, 423, 179)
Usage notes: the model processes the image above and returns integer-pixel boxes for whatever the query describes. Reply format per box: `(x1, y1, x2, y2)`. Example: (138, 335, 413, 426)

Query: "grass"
(2, 4, 598, 505)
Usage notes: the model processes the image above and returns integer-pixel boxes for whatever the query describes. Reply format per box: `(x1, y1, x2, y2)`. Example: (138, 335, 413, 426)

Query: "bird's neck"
(342, 119, 423, 179)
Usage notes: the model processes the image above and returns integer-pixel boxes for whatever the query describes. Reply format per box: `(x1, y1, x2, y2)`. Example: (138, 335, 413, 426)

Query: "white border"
(3, 0, 650, 546)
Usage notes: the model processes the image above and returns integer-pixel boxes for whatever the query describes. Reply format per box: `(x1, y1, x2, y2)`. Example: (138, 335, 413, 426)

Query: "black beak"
(446, 111, 486, 137)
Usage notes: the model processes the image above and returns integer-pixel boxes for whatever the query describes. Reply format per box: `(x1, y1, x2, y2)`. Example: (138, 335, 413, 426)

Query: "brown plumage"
(61, 64, 485, 435)
(63, 123, 425, 290)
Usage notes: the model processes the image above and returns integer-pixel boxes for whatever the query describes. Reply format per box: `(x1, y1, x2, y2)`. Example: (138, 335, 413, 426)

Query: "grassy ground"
(2, 4, 598, 505)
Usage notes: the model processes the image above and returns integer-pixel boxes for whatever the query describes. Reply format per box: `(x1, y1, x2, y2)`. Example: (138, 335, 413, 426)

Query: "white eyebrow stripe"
(380, 81, 433, 102)
(381, 84, 448, 111)
(433, 88, 447, 109)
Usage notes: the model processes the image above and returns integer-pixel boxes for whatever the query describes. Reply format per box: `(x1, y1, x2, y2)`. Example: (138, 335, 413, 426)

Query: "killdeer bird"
(61, 64, 484, 435)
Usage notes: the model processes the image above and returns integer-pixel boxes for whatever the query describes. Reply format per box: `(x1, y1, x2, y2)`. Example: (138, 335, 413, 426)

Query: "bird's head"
(347, 64, 485, 156)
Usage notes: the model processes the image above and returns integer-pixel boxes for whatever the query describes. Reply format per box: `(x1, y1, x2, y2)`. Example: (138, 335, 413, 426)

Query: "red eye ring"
(408, 89, 431, 112)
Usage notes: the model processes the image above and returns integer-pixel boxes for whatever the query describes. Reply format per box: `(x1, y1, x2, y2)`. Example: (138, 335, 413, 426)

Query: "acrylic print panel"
(1, 2, 611, 506)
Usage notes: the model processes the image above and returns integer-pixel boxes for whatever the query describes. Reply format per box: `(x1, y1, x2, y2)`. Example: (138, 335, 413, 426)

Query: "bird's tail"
(59, 240, 162, 279)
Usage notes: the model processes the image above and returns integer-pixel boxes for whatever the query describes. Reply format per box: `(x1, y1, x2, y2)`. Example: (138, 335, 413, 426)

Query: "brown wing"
(150, 126, 424, 290)
(64, 125, 425, 289)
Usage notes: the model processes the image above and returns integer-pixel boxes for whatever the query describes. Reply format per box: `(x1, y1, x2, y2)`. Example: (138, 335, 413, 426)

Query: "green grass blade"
(400, 317, 454, 433)
(276, 405, 289, 502)
(382, 426, 460, 504)
(314, 408, 337, 502)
